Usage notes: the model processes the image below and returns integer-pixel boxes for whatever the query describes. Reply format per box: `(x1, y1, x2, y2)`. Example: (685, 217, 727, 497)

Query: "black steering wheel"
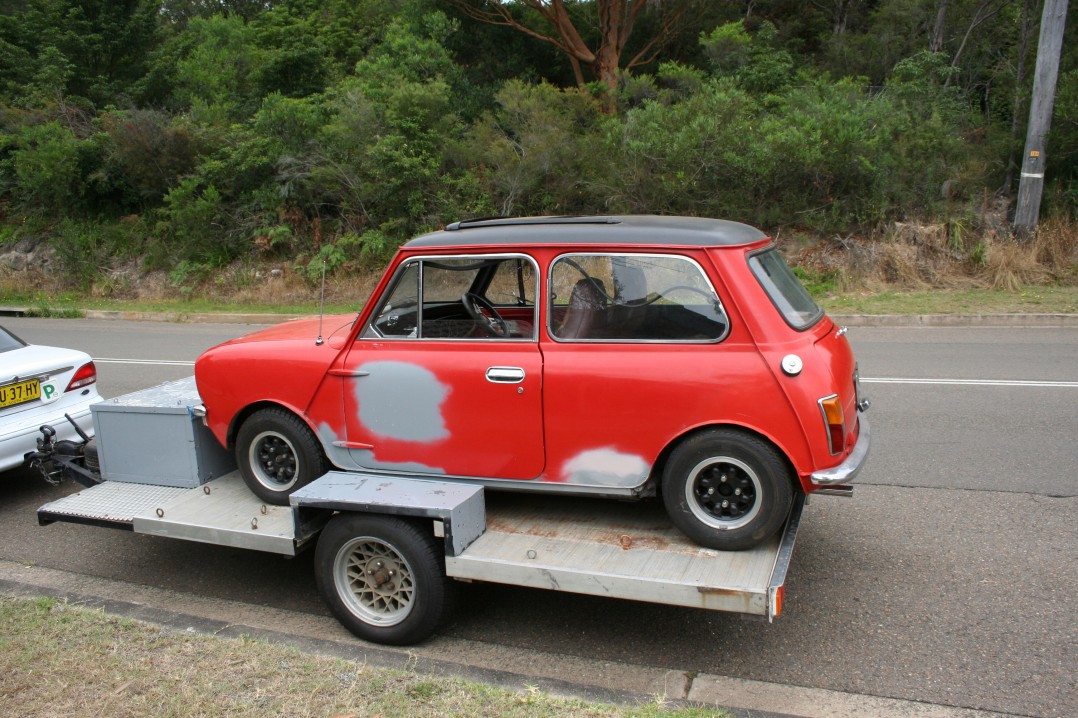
(461, 292, 510, 337)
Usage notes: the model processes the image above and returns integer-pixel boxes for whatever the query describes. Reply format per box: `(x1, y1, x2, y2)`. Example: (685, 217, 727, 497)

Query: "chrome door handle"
(486, 366, 525, 383)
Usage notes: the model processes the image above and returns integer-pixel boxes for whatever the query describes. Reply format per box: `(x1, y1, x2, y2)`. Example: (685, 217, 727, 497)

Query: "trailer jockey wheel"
(315, 513, 453, 645)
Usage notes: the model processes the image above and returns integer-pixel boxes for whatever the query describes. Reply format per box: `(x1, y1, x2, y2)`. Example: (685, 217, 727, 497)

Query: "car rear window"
(0, 327, 26, 353)
(748, 249, 823, 330)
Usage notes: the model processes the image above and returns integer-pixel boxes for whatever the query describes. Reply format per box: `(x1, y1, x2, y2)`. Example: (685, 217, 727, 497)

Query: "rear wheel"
(235, 408, 326, 505)
(315, 514, 451, 645)
(662, 429, 794, 551)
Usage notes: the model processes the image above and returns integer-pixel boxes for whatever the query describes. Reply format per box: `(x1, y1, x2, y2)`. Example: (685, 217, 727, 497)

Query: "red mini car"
(195, 216, 870, 550)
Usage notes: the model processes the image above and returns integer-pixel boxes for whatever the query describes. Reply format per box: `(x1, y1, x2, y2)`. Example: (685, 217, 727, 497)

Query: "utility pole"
(1014, 0, 1069, 239)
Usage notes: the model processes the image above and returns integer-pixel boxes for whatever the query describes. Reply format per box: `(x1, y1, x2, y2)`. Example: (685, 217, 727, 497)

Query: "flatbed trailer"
(34, 379, 804, 645)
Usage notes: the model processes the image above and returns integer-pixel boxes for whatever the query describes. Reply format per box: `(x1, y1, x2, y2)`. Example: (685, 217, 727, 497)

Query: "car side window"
(549, 254, 728, 342)
(364, 256, 538, 340)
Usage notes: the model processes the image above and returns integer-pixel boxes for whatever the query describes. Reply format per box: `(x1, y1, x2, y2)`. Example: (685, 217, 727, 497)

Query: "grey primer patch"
(561, 448, 650, 487)
(348, 449, 447, 475)
(316, 423, 352, 468)
(355, 361, 450, 442)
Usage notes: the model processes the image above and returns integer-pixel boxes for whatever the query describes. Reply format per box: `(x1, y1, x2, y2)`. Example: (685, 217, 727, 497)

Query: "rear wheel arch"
(652, 424, 800, 495)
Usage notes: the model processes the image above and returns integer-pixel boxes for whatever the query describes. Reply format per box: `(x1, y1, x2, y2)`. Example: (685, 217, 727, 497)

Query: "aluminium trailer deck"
(38, 471, 801, 621)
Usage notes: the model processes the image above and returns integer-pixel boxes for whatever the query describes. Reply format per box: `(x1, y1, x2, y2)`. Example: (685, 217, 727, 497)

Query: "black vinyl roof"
(403, 215, 769, 249)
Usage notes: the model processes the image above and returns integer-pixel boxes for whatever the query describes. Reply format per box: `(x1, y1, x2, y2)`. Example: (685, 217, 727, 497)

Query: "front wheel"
(662, 429, 794, 551)
(315, 514, 452, 645)
(235, 408, 326, 505)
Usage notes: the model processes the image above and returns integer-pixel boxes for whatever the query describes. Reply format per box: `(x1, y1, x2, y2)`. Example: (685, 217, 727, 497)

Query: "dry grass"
(789, 215, 1077, 295)
(4, 217, 1076, 315)
(0, 596, 721, 718)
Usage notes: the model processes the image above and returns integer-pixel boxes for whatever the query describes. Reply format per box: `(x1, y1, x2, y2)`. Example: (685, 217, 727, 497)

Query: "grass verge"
(0, 596, 722, 718)
(819, 286, 1078, 315)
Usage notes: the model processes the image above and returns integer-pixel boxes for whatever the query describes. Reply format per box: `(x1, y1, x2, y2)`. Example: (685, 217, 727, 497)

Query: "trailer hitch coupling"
(24, 417, 102, 488)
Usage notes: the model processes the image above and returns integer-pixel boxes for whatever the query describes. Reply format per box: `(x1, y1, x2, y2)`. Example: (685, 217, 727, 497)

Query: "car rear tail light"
(818, 394, 846, 455)
(66, 362, 97, 391)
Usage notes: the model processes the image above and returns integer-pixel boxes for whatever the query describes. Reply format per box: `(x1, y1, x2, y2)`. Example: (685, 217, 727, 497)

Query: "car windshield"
(0, 327, 26, 353)
(748, 249, 823, 330)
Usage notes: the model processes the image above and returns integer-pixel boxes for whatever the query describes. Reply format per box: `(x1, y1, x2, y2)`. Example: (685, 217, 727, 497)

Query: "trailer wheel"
(662, 429, 793, 551)
(315, 514, 451, 645)
(236, 408, 326, 505)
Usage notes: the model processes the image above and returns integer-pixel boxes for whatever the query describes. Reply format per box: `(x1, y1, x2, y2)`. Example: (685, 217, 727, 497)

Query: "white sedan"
(0, 325, 101, 472)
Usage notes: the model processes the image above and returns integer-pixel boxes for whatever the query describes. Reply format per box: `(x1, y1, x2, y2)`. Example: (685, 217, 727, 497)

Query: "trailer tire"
(662, 429, 793, 551)
(315, 514, 451, 645)
(236, 408, 326, 505)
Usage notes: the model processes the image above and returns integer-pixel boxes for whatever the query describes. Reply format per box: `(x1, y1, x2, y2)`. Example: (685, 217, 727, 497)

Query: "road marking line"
(94, 358, 196, 367)
(863, 377, 1078, 388)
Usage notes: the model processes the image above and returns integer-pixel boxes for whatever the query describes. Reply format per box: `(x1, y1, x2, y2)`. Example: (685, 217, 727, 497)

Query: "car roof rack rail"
(445, 216, 620, 231)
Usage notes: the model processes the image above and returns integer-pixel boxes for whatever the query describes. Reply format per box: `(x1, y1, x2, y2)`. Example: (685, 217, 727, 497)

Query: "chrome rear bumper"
(810, 414, 871, 486)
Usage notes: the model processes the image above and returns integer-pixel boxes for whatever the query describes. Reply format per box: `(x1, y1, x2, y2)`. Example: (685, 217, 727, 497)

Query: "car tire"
(235, 408, 326, 505)
(315, 513, 452, 645)
(662, 429, 794, 551)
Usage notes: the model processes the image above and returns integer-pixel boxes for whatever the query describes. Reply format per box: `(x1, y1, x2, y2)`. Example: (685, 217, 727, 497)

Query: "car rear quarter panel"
(707, 246, 860, 488)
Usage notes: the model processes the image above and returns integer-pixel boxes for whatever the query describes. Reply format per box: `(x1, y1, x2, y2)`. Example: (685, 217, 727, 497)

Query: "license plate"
(0, 378, 41, 409)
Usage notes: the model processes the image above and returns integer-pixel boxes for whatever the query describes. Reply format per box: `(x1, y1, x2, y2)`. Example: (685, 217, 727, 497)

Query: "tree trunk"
(446, 0, 686, 94)
(1004, 0, 1037, 197)
(930, 0, 950, 52)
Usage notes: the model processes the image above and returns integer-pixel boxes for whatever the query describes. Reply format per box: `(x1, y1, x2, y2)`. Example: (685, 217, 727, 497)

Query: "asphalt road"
(1, 318, 1075, 717)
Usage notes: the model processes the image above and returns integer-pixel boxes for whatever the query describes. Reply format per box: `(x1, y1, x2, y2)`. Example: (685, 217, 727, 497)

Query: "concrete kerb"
(833, 313, 1078, 328)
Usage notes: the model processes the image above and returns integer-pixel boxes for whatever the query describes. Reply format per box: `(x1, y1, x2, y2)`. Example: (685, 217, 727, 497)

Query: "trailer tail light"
(66, 362, 98, 391)
(818, 394, 846, 455)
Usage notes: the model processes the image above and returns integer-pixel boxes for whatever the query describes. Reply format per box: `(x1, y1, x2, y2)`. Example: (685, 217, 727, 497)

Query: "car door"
(334, 255, 545, 480)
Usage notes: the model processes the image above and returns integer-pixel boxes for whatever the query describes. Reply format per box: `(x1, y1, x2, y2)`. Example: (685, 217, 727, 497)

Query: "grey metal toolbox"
(90, 376, 234, 487)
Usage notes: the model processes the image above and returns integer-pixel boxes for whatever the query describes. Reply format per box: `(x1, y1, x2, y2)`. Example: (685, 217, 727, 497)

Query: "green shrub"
(10, 122, 85, 215)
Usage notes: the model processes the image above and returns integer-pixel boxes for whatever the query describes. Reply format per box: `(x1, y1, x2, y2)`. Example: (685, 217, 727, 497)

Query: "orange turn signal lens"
(818, 394, 846, 454)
